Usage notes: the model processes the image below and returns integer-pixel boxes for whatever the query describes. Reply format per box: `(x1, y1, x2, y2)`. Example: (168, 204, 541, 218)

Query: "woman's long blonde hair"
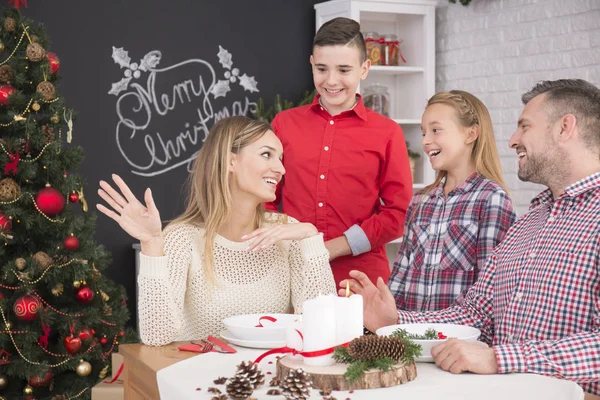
(421, 90, 508, 194)
(167, 116, 273, 283)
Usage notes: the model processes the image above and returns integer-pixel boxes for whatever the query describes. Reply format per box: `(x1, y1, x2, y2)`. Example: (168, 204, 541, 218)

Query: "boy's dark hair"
(313, 17, 367, 63)
(522, 79, 600, 151)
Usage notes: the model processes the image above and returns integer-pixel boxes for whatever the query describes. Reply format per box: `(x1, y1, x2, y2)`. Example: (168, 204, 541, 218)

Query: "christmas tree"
(0, 8, 132, 400)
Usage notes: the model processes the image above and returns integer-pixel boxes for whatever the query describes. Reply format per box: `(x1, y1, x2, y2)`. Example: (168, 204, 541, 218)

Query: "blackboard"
(25, 0, 326, 327)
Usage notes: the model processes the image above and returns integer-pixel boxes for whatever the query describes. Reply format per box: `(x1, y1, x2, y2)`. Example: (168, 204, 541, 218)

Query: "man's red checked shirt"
(399, 172, 600, 396)
(268, 95, 413, 285)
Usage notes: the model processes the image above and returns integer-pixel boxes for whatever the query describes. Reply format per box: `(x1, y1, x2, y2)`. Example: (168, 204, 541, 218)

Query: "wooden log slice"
(276, 356, 417, 391)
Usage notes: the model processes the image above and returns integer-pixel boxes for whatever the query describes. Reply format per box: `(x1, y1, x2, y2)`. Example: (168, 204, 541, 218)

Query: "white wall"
(435, 0, 600, 215)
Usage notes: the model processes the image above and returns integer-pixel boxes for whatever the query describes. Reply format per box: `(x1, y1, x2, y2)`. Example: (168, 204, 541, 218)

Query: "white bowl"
(376, 323, 482, 362)
(222, 313, 299, 342)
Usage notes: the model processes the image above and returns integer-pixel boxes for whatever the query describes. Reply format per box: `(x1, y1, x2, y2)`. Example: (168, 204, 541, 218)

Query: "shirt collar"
(308, 93, 368, 121)
(430, 172, 482, 198)
(530, 171, 600, 208)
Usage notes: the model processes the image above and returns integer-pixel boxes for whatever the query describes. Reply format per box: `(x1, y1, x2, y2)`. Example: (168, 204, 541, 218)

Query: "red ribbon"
(104, 361, 124, 384)
(255, 315, 277, 327)
(365, 37, 386, 44)
(8, 0, 27, 8)
(253, 342, 349, 365)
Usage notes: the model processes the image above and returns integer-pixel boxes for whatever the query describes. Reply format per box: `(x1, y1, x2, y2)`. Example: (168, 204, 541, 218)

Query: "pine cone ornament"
(26, 42, 46, 62)
(281, 368, 312, 400)
(235, 360, 265, 389)
(3, 17, 16, 32)
(37, 81, 56, 101)
(347, 335, 406, 362)
(33, 251, 53, 270)
(226, 375, 253, 399)
(0, 65, 14, 83)
(42, 125, 55, 144)
(0, 177, 21, 201)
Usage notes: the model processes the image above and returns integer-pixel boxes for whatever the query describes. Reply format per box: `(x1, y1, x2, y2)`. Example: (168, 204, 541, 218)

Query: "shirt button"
(320, 107, 324, 111)
(324, 146, 329, 151)
(329, 120, 334, 125)
(548, 216, 555, 222)
(507, 335, 514, 341)
(318, 202, 323, 207)
(320, 174, 325, 179)
(529, 253, 536, 259)
(428, 226, 434, 234)
(515, 292, 523, 300)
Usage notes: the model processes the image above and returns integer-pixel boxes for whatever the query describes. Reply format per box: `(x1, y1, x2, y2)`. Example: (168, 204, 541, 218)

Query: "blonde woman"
(97, 116, 336, 346)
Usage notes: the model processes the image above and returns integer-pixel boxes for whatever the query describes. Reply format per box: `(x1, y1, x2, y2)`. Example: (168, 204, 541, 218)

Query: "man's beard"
(518, 146, 568, 187)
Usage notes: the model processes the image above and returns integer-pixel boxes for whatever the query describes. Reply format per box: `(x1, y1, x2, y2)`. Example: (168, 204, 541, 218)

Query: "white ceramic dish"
(222, 313, 298, 341)
(220, 330, 286, 349)
(376, 323, 483, 363)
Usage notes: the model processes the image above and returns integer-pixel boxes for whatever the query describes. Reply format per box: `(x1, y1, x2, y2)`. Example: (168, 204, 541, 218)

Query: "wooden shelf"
(369, 66, 424, 75)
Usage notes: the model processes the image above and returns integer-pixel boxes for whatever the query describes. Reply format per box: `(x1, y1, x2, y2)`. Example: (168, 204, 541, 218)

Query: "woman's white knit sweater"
(137, 215, 336, 346)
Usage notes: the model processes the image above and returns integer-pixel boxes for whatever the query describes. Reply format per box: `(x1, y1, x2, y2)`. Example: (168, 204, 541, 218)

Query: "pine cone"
(226, 375, 253, 399)
(235, 360, 265, 389)
(4, 17, 16, 32)
(0, 177, 21, 201)
(42, 125, 55, 144)
(347, 335, 406, 362)
(281, 368, 312, 400)
(0, 65, 14, 83)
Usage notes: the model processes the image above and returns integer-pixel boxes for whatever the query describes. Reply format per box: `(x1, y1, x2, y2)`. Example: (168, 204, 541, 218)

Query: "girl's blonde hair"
(421, 90, 508, 194)
(167, 116, 273, 283)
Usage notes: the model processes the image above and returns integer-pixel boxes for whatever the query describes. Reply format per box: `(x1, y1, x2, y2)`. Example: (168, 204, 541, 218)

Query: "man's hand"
(338, 270, 398, 332)
(431, 339, 498, 374)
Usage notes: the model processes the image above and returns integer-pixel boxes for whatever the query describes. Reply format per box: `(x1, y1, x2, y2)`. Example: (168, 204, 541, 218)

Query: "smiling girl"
(97, 116, 336, 346)
(388, 91, 517, 312)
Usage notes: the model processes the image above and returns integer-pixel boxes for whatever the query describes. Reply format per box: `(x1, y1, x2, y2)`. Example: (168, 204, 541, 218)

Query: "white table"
(156, 347, 584, 400)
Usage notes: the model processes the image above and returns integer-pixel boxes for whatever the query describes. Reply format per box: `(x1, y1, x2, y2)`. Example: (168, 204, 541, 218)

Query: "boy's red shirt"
(266, 95, 412, 285)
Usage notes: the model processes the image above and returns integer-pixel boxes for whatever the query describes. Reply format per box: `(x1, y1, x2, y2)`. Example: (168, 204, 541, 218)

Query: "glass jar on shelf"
(363, 31, 382, 66)
(381, 34, 406, 66)
(363, 83, 390, 117)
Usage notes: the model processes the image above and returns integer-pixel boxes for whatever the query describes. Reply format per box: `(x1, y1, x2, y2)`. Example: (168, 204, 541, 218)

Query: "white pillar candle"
(333, 294, 364, 346)
(285, 317, 304, 362)
(302, 294, 336, 367)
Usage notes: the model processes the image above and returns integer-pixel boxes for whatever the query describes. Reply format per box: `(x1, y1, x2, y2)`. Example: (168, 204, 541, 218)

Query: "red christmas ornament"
(35, 185, 65, 216)
(99, 337, 108, 345)
(47, 52, 60, 74)
(0, 211, 12, 231)
(63, 335, 82, 355)
(63, 234, 79, 251)
(13, 294, 41, 321)
(75, 287, 94, 303)
(78, 327, 94, 342)
(29, 369, 53, 387)
(0, 84, 16, 106)
(68, 191, 79, 203)
(120, 330, 125, 337)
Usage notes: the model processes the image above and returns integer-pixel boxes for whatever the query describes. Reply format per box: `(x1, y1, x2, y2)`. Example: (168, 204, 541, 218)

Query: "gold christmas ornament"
(0, 396, 6, 400)
(5, 321, 12, 330)
(75, 360, 92, 377)
(100, 290, 110, 302)
(33, 251, 53, 270)
(32, 101, 41, 111)
(3, 17, 16, 33)
(99, 364, 109, 379)
(0, 41, 5, 52)
(103, 304, 112, 316)
(51, 283, 64, 296)
(15, 257, 27, 270)
(24, 385, 34, 395)
(73, 280, 81, 289)
(0, 374, 8, 390)
(0, 177, 21, 201)
(50, 113, 60, 124)
(37, 81, 56, 101)
(26, 42, 46, 62)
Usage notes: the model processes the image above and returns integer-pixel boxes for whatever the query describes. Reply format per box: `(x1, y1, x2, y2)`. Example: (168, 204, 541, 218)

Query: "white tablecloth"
(156, 347, 584, 400)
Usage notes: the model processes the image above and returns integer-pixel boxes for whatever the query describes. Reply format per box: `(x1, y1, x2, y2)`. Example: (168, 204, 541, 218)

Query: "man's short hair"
(522, 79, 600, 151)
(313, 17, 367, 63)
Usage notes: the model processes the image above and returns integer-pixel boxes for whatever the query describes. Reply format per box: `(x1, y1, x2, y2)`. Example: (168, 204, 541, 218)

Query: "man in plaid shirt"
(341, 79, 600, 398)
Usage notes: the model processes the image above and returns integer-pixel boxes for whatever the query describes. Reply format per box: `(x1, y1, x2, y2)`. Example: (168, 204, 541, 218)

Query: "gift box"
(91, 378, 123, 400)
(112, 351, 124, 376)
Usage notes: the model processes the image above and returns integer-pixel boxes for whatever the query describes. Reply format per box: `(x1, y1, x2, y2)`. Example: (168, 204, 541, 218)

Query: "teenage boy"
(268, 17, 412, 285)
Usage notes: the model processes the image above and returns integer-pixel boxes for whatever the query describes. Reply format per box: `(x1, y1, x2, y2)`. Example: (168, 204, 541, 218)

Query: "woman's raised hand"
(243, 222, 318, 251)
(96, 174, 164, 254)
